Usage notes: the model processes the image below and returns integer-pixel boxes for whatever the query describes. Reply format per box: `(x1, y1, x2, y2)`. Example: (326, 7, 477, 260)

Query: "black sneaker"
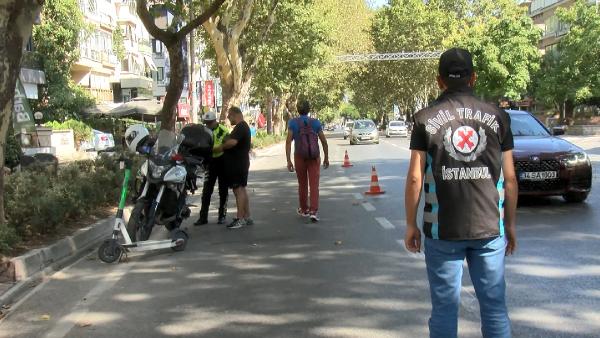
(245, 218, 254, 226)
(227, 218, 246, 229)
(217, 216, 226, 224)
(194, 218, 208, 226)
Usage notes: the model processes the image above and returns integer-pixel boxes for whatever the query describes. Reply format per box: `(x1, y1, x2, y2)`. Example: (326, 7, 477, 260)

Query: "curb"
(0, 208, 132, 308)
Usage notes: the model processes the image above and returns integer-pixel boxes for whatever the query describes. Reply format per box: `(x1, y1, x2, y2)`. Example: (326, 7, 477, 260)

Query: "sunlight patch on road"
(311, 326, 416, 338)
(311, 297, 429, 311)
(113, 293, 151, 302)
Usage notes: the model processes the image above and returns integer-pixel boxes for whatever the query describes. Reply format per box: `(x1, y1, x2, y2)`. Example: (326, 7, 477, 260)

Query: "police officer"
(404, 48, 518, 338)
(195, 112, 230, 225)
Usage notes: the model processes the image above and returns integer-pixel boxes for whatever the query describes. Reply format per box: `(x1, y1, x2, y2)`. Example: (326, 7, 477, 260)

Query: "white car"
(343, 121, 354, 140)
(92, 129, 115, 152)
(386, 120, 408, 138)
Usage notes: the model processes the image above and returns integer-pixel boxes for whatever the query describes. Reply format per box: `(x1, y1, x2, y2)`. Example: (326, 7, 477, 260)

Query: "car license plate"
(520, 171, 558, 181)
(360, 136, 370, 140)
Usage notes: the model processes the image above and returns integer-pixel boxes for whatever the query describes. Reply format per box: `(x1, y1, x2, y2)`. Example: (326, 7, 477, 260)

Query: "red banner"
(203, 80, 215, 108)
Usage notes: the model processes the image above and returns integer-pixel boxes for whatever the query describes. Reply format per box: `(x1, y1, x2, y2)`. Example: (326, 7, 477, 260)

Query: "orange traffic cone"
(341, 150, 353, 168)
(365, 166, 385, 195)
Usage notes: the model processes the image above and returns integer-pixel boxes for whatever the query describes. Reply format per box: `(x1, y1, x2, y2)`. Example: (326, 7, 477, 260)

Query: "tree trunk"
(273, 93, 289, 135)
(265, 93, 273, 135)
(565, 99, 575, 123)
(162, 41, 185, 130)
(0, 0, 43, 226)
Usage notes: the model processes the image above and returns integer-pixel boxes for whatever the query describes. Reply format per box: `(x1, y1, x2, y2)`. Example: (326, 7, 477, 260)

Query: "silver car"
(350, 119, 379, 145)
(386, 120, 408, 138)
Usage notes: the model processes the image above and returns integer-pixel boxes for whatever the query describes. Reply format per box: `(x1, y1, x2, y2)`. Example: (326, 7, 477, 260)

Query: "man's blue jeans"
(424, 236, 511, 338)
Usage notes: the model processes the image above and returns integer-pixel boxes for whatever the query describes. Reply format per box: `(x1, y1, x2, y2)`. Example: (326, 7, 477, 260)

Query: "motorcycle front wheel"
(127, 200, 152, 242)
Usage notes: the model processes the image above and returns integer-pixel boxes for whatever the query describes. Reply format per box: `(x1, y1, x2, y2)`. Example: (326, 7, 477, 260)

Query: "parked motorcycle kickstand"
(98, 158, 188, 264)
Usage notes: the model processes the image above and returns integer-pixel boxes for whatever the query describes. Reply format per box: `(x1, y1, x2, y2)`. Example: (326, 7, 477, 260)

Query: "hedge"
(1, 153, 143, 255)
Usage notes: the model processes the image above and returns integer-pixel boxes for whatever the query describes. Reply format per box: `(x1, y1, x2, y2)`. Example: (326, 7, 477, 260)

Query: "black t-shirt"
(410, 88, 514, 240)
(224, 120, 251, 172)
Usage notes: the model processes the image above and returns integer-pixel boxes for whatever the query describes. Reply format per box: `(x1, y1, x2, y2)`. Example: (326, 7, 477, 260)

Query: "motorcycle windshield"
(152, 130, 180, 162)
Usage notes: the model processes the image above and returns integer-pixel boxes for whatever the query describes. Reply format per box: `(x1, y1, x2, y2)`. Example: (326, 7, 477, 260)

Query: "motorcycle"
(127, 129, 210, 246)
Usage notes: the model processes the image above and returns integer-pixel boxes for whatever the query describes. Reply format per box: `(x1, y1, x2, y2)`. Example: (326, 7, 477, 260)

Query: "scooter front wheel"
(98, 239, 123, 263)
(171, 229, 189, 252)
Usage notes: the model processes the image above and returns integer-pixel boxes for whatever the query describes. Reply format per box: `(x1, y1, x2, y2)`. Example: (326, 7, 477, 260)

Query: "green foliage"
(31, 0, 95, 121)
(252, 132, 286, 149)
(533, 0, 600, 118)
(1, 153, 144, 254)
(453, 0, 542, 100)
(45, 119, 94, 146)
(353, 0, 541, 115)
(5, 124, 22, 169)
(112, 25, 126, 61)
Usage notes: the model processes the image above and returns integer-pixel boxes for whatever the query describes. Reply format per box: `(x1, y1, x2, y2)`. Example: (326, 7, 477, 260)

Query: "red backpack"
(295, 117, 320, 160)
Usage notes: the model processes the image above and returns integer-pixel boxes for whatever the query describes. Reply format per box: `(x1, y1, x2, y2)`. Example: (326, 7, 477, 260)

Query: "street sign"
(13, 78, 36, 133)
(203, 80, 215, 108)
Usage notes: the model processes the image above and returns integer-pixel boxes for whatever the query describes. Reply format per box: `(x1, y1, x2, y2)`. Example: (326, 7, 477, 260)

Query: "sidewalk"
(0, 141, 285, 310)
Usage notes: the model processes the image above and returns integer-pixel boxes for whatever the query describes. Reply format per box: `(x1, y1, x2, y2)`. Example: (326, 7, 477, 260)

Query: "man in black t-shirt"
(404, 48, 518, 338)
(215, 106, 252, 229)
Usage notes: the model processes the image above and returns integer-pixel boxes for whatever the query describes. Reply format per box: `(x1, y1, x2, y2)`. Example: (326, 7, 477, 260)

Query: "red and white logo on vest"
(452, 126, 479, 154)
(443, 125, 487, 162)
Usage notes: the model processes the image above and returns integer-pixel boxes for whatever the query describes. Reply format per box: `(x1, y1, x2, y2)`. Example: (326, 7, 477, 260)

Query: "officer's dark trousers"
(199, 156, 228, 220)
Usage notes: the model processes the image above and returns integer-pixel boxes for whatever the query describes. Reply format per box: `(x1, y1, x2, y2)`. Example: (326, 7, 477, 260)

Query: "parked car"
(350, 119, 379, 145)
(92, 129, 115, 152)
(343, 121, 354, 140)
(386, 120, 408, 138)
(508, 110, 592, 203)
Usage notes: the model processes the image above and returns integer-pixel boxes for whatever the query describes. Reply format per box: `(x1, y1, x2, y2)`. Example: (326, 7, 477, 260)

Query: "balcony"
(530, 0, 565, 15)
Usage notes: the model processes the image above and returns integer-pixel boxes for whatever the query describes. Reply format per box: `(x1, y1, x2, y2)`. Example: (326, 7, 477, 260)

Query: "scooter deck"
(123, 239, 177, 252)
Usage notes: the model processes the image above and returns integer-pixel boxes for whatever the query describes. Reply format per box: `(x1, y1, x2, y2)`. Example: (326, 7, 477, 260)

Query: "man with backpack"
(286, 99, 329, 222)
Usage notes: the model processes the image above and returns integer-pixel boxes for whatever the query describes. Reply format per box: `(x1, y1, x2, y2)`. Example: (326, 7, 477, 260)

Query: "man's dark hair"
(297, 99, 310, 116)
(228, 106, 242, 115)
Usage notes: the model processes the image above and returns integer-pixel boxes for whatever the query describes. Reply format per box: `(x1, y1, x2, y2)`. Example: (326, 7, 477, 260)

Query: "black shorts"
(227, 170, 248, 189)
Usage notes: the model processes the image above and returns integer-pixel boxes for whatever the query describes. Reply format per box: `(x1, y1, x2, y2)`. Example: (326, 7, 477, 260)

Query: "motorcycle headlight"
(560, 152, 589, 167)
(149, 162, 167, 178)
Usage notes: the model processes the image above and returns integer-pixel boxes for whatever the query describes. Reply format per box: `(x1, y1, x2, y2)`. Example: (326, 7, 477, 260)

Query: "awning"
(143, 54, 157, 71)
(19, 68, 46, 99)
(22, 83, 39, 99)
(20, 68, 46, 84)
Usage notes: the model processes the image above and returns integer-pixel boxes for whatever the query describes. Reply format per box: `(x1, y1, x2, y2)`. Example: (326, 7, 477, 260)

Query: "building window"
(156, 67, 164, 82)
(152, 39, 163, 54)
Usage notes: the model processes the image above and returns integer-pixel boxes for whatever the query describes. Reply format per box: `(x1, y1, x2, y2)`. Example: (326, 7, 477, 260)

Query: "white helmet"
(202, 111, 217, 121)
(124, 124, 149, 152)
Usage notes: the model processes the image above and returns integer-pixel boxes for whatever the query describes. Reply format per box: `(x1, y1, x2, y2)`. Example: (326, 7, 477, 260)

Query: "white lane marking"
(352, 193, 364, 200)
(395, 239, 481, 316)
(375, 217, 395, 229)
(361, 202, 376, 212)
(44, 262, 136, 338)
(382, 140, 411, 152)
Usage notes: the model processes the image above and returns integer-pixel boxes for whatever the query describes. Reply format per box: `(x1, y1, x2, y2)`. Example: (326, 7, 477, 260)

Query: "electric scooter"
(98, 157, 187, 264)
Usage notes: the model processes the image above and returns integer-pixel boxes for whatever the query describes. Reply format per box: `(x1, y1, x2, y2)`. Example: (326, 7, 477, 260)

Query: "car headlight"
(371, 130, 378, 136)
(560, 152, 589, 167)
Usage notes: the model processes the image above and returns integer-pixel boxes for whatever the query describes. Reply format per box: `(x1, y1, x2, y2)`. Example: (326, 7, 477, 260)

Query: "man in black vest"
(404, 48, 518, 338)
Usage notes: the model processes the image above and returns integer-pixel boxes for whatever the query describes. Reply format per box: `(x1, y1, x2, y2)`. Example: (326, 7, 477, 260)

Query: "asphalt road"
(0, 133, 598, 338)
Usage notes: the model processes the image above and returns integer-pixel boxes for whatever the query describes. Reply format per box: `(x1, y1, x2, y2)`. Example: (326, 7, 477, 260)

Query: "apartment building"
(521, 0, 599, 54)
(71, 0, 156, 104)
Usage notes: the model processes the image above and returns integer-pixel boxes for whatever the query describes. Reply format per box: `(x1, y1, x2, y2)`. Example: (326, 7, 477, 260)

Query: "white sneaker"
(310, 213, 319, 223)
(297, 208, 309, 217)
